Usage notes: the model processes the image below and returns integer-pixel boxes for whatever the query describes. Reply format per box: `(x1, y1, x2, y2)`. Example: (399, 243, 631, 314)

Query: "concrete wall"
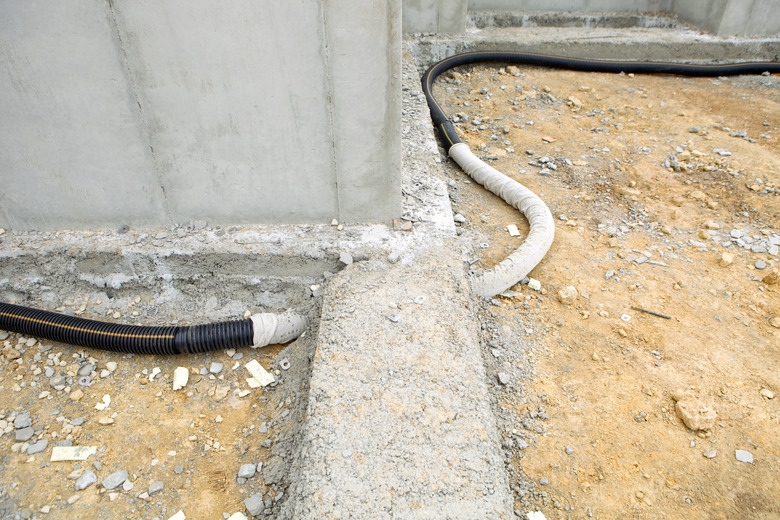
(407, 0, 780, 36)
(403, 0, 468, 33)
(672, 0, 780, 37)
(0, 0, 401, 231)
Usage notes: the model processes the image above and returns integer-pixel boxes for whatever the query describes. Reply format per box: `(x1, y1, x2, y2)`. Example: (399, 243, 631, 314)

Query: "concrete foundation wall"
(0, 0, 401, 231)
(403, 0, 468, 33)
(405, 0, 780, 36)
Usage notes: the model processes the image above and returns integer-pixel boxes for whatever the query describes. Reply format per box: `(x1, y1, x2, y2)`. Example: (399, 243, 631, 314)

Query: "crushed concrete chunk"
(168, 511, 186, 520)
(172, 367, 189, 391)
(245, 360, 274, 387)
(244, 493, 264, 516)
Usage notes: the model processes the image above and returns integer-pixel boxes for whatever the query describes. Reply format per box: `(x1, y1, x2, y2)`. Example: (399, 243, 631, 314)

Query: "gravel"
(244, 493, 265, 516)
(238, 463, 257, 479)
(102, 469, 129, 490)
(75, 470, 97, 491)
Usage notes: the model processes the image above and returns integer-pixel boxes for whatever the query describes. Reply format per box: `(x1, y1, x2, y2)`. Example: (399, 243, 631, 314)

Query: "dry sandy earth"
(434, 64, 779, 519)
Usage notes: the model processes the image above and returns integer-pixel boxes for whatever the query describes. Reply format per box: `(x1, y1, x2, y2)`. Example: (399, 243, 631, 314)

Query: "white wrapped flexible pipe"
(250, 312, 308, 348)
(448, 143, 555, 298)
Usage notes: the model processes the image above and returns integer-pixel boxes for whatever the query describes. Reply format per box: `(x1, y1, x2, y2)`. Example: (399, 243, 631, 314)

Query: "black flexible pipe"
(0, 302, 253, 355)
(422, 51, 780, 151)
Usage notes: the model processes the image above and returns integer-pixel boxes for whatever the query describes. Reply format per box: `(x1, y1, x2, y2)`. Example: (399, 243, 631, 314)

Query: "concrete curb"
(284, 246, 513, 519)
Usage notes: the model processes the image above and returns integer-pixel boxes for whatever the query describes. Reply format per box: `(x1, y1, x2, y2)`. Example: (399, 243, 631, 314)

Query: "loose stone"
(75, 469, 97, 491)
(735, 450, 754, 463)
(102, 469, 128, 490)
(149, 481, 164, 495)
(238, 463, 257, 479)
(244, 493, 264, 516)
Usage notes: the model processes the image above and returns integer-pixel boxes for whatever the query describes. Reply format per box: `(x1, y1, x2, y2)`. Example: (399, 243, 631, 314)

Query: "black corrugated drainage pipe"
(422, 51, 780, 297)
(0, 301, 306, 354)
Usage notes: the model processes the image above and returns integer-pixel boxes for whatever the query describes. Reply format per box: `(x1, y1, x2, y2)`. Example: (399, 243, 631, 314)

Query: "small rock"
(174, 465, 184, 475)
(122, 479, 134, 491)
(702, 449, 717, 459)
(102, 469, 128, 490)
(14, 411, 32, 429)
(67, 494, 81, 505)
(228, 513, 248, 520)
(149, 481, 164, 495)
(0, 331, 8, 340)
(770, 317, 780, 328)
(172, 367, 189, 391)
(719, 252, 734, 267)
(453, 213, 467, 223)
(735, 450, 754, 464)
(75, 470, 97, 491)
(339, 252, 353, 265)
(209, 362, 224, 375)
(238, 463, 257, 479)
(77, 364, 95, 376)
(3, 345, 21, 361)
(15, 427, 34, 442)
(565, 446, 574, 455)
(762, 270, 779, 285)
(689, 190, 707, 202)
(27, 439, 48, 455)
(676, 400, 717, 431)
(557, 286, 578, 305)
(754, 260, 767, 270)
(704, 220, 720, 230)
(106, 361, 118, 373)
(69, 389, 84, 402)
(760, 388, 775, 399)
(497, 372, 510, 385)
(244, 493, 264, 516)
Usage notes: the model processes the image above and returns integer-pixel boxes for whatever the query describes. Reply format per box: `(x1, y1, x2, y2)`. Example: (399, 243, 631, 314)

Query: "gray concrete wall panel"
(0, 0, 167, 230)
(327, 0, 402, 222)
(109, 0, 339, 225)
(1, 0, 401, 230)
(403, 0, 467, 33)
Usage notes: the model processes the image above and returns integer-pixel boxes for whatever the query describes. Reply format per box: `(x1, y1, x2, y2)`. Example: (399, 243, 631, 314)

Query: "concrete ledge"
(284, 246, 512, 519)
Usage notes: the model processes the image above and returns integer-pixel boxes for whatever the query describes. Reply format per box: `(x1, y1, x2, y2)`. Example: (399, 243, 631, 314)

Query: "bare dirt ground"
(434, 64, 780, 519)
(0, 290, 311, 520)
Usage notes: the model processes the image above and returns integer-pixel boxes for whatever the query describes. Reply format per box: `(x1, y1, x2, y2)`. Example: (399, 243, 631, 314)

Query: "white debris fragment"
(168, 511, 186, 520)
(245, 360, 274, 388)
(528, 278, 542, 291)
(507, 224, 521, 237)
(94, 394, 111, 411)
(621, 314, 632, 322)
(527, 512, 548, 520)
(227, 513, 248, 520)
(50, 446, 97, 462)
(149, 367, 161, 382)
(172, 367, 189, 391)
(237, 390, 251, 398)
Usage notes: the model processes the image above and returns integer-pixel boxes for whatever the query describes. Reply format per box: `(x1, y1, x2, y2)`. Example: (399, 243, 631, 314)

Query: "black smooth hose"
(422, 51, 780, 151)
(0, 301, 253, 355)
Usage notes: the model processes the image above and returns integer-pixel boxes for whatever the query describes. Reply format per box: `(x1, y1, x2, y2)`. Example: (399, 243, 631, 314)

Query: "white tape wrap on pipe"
(250, 313, 308, 348)
(448, 143, 555, 297)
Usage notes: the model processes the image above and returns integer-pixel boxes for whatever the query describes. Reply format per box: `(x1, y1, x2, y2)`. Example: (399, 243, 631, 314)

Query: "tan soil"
(435, 64, 780, 519)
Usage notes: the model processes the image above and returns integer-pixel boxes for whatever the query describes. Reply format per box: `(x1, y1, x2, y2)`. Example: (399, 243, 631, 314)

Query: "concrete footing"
(284, 245, 513, 518)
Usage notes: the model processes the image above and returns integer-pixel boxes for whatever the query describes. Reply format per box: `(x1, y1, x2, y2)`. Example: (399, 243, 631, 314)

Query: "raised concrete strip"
(284, 243, 513, 519)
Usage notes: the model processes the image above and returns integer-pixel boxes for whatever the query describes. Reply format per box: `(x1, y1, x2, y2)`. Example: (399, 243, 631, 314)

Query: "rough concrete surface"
(284, 247, 512, 519)
(0, 0, 401, 230)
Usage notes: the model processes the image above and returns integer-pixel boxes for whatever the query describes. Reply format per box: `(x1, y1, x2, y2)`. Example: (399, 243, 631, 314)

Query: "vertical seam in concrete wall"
(106, 0, 173, 224)
(318, 1, 342, 221)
